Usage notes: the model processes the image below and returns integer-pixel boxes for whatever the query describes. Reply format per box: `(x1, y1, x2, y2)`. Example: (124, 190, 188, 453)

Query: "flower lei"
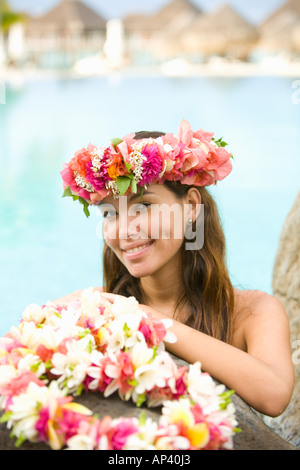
(60, 119, 233, 217)
(0, 289, 239, 450)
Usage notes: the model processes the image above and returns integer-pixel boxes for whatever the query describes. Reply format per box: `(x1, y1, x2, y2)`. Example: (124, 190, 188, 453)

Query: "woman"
(59, 120, 294, 417)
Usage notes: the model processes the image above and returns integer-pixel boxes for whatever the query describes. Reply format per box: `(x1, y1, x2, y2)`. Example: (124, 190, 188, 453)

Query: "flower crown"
(61, 119, 233, 217)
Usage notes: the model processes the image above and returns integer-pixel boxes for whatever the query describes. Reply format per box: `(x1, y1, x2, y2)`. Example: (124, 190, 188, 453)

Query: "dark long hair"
(103, 131, 235, 343)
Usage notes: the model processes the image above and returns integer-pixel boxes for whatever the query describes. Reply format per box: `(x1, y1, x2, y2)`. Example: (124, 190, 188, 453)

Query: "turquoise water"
(0, 73, 299, 335)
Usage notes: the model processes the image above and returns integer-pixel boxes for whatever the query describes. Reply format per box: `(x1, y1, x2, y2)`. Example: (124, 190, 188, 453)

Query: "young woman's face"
(99, 184, 190, 279)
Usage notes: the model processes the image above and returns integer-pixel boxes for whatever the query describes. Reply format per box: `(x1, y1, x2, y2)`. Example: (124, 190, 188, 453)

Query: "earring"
(188, 218, 193, 225)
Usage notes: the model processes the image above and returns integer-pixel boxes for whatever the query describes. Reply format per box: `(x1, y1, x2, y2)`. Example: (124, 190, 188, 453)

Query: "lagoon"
(0, 73, 299, 335)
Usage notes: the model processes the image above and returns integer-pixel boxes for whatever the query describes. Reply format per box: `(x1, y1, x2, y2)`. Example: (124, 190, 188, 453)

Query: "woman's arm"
(51, 287, 104, 305)
(51, 289, 84, 305)
(53, 289, 294, 417)
(142, 293, 294, 417)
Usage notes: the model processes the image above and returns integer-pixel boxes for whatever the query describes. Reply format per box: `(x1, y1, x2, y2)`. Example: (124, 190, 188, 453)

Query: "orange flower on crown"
(70, 144, 97, 177)
(107, 165, 119, 180)
(107, 154, 127, 180)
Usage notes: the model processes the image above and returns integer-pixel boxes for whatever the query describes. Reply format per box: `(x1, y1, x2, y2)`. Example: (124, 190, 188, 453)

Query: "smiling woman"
(57, 119, 295, 418)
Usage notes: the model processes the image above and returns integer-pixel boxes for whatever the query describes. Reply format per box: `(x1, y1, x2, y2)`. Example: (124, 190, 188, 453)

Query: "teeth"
(125, 242, 151, 254)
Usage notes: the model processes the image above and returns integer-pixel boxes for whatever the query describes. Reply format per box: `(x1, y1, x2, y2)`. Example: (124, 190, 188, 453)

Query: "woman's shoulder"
(233, 288, 286, 317)
(232, 288, 288, 349)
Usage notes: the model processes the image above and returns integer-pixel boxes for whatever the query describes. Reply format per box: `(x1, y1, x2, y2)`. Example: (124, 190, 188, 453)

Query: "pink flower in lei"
(138, 315, 167, 347)
(111, 351, 135, 395)
(0, 371, 45, 398)
(111, 419, 139, 450)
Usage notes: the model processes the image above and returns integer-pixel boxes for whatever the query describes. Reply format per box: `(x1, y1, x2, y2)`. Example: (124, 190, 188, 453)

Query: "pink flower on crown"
(60, 165, 92, 201)
(204, 146, 233, 182)
(139, 143, 163, 186)
(85, 161, 107, 191)
(177, 119, 232, 186)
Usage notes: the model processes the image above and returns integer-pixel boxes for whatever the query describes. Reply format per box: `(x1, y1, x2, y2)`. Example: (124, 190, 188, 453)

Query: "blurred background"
(0, 0, 300, 334)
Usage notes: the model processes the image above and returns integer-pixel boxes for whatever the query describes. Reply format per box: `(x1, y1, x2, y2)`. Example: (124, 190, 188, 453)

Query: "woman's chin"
(127, 265, 154, 279)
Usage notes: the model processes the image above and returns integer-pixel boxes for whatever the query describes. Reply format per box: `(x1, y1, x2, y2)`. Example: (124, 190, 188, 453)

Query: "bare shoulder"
(234, 288, 287, 318)
(232, 288, 289, 349)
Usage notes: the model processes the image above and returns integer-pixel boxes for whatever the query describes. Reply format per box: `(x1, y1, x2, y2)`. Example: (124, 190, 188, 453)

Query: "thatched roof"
(152, 0, 201, 27)
(123, 0, 202, 34)
(256, 0, 300, 51)
(181, 3, 258, 55)
(258, 10, 300, 51)
(122, 13, 159, 33)
(27, 0, 107, 33)
(260, 0, 300, 31)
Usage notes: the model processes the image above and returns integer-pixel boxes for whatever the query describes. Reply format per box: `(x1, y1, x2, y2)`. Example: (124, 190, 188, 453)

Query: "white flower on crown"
(91, 147, 106, 172)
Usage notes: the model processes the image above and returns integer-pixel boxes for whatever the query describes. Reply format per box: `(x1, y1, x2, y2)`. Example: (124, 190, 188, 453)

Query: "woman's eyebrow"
(97, 191, 155, 207)
(129, 191, 154, 202)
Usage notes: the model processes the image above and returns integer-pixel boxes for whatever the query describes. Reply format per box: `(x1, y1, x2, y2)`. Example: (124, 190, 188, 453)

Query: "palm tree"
(0, 0, 24, 64)
(0, 0, 24, 32)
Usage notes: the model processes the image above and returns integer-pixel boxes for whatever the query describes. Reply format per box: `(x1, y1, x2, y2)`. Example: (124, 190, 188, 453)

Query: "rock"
(0, 355, 297, 451)
(263, 191, 300, 448)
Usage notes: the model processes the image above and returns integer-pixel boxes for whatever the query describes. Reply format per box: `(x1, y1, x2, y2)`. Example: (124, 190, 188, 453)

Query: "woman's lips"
(122, 240, 154, 258)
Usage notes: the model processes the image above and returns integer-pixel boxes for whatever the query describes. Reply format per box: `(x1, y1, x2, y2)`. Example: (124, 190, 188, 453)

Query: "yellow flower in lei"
(187, 423, 210, 449)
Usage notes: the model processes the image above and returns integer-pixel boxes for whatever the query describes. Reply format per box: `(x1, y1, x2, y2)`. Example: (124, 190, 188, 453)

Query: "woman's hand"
(100, 293, 168, 320)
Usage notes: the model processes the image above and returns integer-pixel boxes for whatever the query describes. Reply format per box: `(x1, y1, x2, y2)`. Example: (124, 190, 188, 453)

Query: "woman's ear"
(185, 188, 202, 222)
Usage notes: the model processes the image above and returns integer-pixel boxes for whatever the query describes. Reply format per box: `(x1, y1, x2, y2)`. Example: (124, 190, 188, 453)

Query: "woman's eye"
(98, 204, 118, 219)
(103, 210, 117, 219)
(133, 202, 151, 212)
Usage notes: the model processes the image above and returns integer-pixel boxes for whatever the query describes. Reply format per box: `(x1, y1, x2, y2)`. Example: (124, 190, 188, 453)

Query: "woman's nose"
(118, 213, 137, 239)
(119, 213, 143, 240)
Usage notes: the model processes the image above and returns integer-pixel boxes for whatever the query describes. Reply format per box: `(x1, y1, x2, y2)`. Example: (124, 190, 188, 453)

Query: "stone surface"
(263, 191, 300, 448)
(0, 356, 297, 451)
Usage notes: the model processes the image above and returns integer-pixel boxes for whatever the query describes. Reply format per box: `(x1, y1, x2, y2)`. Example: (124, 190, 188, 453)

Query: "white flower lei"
(0, 289, 239, 450)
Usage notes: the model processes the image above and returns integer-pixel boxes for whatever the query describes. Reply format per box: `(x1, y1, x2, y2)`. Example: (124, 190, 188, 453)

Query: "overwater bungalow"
(24, 0, 107, 68)
(257, 0, 300, 56)
(123, 0, 202, 64)
(180, 3, 259, 61)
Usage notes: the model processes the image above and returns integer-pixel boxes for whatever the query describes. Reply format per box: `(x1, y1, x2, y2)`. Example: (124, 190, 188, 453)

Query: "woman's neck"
(139, 256, 183, 316)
